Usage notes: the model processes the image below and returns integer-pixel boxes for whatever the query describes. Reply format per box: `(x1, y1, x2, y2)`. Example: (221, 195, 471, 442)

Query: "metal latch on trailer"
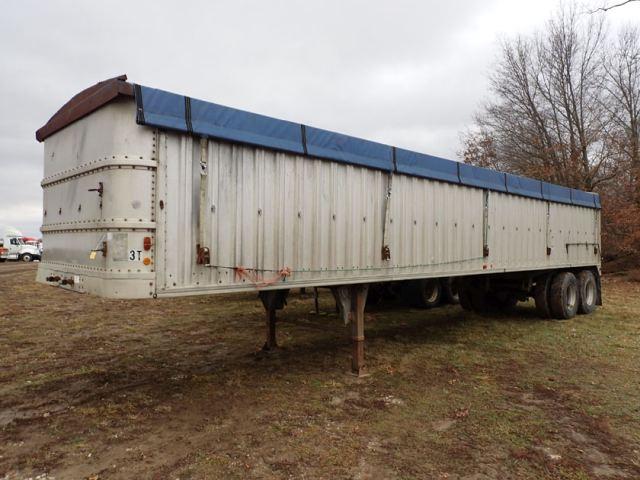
(565, 242, 600, 255)
(196, 138, 211, 265)
(89, 234, 108, 260)
(88, 181, 104, 209)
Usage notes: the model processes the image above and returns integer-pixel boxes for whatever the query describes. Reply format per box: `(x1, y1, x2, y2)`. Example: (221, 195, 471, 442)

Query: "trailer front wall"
(155, 131, 600, 297)
(37, 101, 158, 298)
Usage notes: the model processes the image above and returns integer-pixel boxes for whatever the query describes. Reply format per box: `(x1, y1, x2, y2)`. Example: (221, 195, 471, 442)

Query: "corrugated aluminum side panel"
(158, 133, 503, 295)
(488, 192, 548, 270)
(549, 203, 601, 265)
(157, 131, 600, 296)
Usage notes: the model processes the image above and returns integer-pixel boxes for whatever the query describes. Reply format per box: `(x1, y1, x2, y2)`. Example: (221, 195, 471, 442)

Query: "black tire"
(416, 279, 442, 308)
(577, 270, 597, 315)
(20, 253, 33, 262)
(549, 272, 579, 320)
(487, 292, 518, 312)
(533, 274, 552, 318)
(0, 258, 6, 263)
(441, 278, 459, 304)
(470, 289, 489, 314)
(459, 285, 474, 311)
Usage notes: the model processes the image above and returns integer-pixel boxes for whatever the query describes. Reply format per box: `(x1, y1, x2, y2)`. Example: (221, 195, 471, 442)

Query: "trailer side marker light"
(143, 257, 152, 266)
(143, 237, 152, 250)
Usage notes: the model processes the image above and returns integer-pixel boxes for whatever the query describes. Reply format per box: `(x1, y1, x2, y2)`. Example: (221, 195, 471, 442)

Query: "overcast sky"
(1, 0, 639, 237)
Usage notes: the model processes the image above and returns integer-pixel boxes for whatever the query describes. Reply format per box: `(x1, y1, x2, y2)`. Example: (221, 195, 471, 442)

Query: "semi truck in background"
(0, 227, 42, 262)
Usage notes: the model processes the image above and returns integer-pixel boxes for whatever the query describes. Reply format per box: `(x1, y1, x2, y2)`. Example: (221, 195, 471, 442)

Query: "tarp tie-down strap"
(381, 148, 396, 261)
(134, 84, 145, 124)
(301, 124, 308, 155)
(185, 96, 193, 133)
(234, 266, 292, 289)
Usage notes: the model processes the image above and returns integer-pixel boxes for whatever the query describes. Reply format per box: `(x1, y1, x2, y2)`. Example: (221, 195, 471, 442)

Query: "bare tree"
(461, 7, 640, 259)
(589, 0, 640, 13)
(603, 26, 640, 202)
(463, 7, 614, 190)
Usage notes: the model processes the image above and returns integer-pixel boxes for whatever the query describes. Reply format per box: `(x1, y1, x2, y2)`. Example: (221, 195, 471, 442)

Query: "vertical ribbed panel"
(158, 133, 600, 294)
(488, 192, 548, 270)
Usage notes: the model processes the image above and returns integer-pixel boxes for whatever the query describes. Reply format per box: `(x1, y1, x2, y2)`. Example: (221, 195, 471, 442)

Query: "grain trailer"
(35, 75, 601, 374)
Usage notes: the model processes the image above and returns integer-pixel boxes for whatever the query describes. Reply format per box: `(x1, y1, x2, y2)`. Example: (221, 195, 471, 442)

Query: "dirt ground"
(1, 264, 639, 480)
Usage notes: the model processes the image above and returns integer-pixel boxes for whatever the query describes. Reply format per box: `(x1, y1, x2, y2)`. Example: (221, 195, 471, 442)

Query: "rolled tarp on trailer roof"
(458, 163, 508, 192)
(542, 182, 573, 205)
(35, 77, 601, 210)
(395, 149, 460, 184)
(135, 85, 599, 209)
(505, 173, 544, 200)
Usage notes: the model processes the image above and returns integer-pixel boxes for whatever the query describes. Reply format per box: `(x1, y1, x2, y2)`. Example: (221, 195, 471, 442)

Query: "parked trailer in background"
(35, 75, 601, 374)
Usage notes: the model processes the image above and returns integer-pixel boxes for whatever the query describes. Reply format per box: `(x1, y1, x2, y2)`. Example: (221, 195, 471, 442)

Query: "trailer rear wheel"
(416, 279, 442, 308)
(549, 272, 579, 319)
(442, 278, 459, 304)
(577, 270, 597, 315)
(488, 292, 517, 312)
(458, 284, 474, 311)
(458, 283, 490, 313)
(470, 289, 489, 314)
(533, 274, 552, 318)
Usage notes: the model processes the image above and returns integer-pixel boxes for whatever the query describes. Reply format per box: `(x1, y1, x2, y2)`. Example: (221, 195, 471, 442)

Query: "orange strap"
(234, 266, 291, 289)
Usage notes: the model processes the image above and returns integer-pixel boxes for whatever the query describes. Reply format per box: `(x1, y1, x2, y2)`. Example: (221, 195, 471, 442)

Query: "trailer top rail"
(36, 74, 600, 210)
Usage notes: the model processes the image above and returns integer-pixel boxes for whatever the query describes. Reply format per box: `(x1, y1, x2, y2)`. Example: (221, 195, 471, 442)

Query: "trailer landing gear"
(258, 290, 289, 351)
(333, 285, 369, 376)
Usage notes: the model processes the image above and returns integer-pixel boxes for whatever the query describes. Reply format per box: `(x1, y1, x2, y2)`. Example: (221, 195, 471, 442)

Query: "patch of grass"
(0, 264, 639, 479)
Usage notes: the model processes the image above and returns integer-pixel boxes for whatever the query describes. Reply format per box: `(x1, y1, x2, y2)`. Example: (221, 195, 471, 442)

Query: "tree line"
(461, 6, 639, 265)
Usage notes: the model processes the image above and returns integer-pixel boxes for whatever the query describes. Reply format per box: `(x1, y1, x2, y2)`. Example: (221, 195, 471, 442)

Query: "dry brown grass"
(1, 263, 639, 479)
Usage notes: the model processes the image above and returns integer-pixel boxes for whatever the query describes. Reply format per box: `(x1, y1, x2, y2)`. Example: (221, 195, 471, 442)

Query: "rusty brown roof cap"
(35, 74, 134, 142)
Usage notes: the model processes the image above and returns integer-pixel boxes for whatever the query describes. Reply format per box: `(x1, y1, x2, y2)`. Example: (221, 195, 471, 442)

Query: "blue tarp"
(505, 173, 543, 199)
(304, 126, 393, 171)
(134, 84, 600, 209)
(137, 87, 187, 132)
(191, 98, 305, 154)
(593, 193, 602, 209)
(458, 164, 507, 192)
(542, 182, 573, 205)
(395, 149, 459, 184)
(571, 189, 598, 208)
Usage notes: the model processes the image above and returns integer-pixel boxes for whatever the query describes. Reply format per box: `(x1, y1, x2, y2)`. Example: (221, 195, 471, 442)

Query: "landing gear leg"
(258, 290, 289, 351)
(333, 284, 369, 376)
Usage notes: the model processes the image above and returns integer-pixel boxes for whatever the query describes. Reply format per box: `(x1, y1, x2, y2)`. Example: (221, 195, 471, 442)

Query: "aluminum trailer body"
(36, 76, 601, 372)
(36, 76, 601, 374)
